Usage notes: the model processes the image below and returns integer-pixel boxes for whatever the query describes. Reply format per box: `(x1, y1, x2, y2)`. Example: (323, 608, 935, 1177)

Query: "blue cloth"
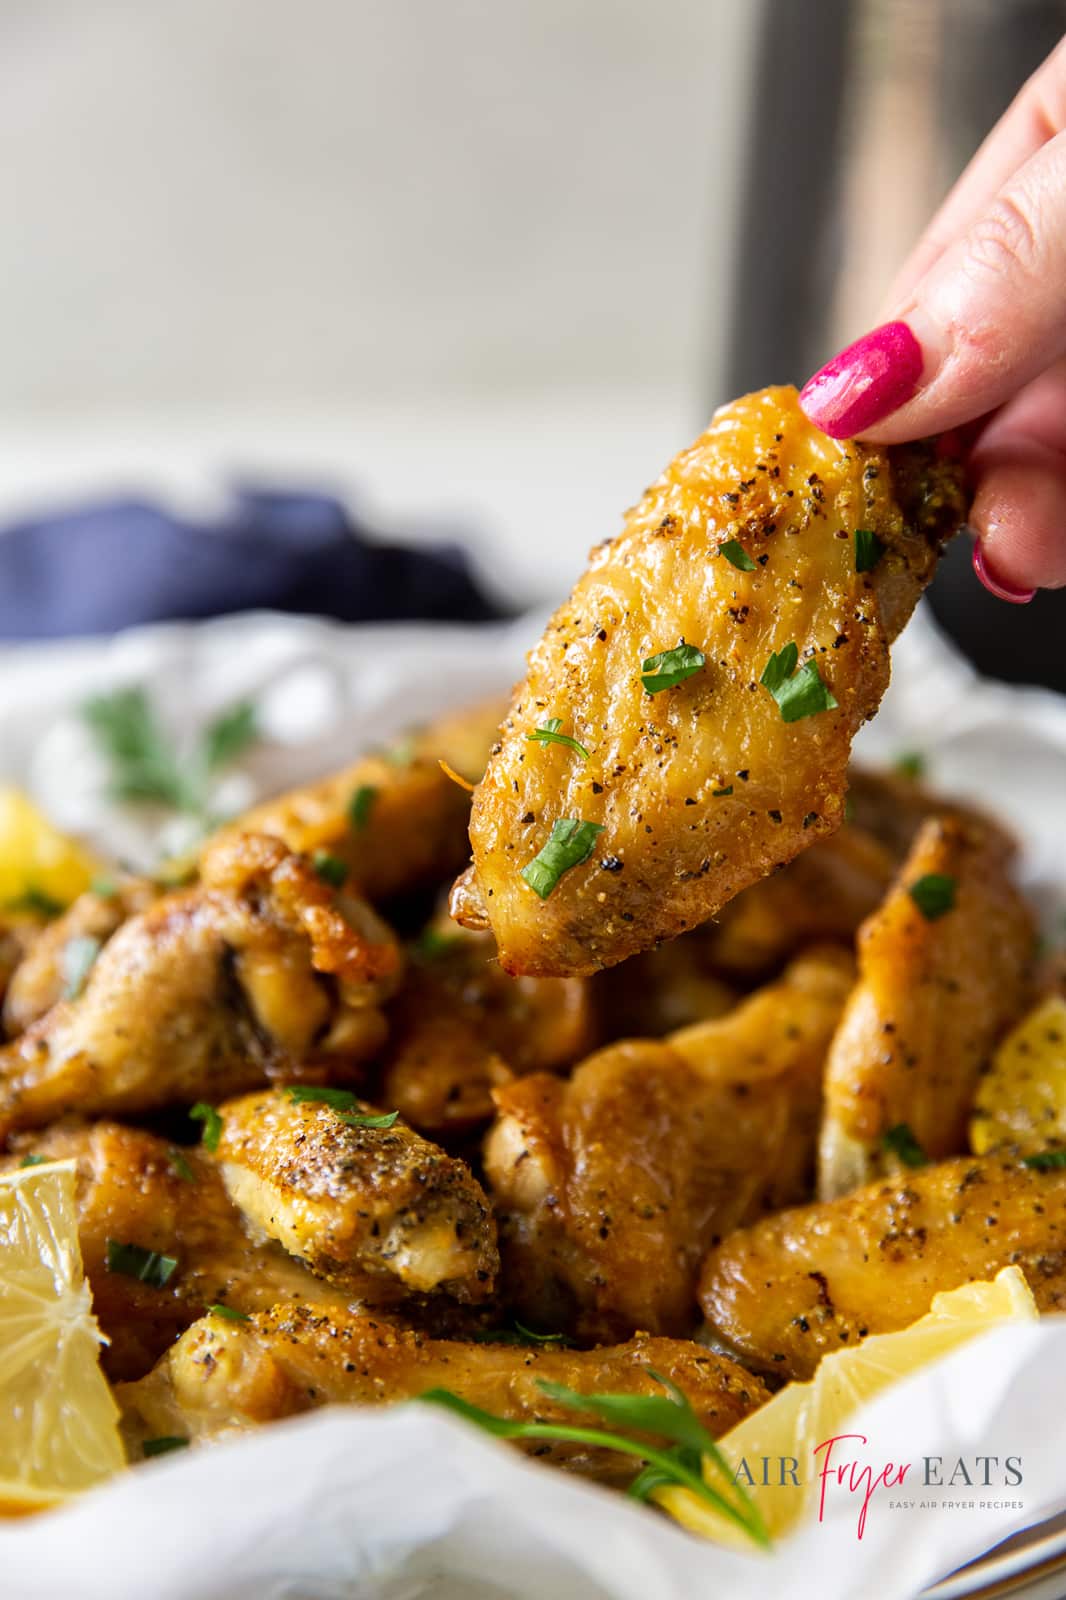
(0, 488, 505, 639)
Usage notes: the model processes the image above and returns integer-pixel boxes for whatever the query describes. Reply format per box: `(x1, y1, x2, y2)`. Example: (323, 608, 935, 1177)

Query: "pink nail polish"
(972, 542, 1035, 605)
(799, 321, 924, 439)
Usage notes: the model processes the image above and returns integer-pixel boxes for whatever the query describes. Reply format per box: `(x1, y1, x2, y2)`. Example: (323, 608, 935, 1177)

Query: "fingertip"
(969, 438, 1066, 594)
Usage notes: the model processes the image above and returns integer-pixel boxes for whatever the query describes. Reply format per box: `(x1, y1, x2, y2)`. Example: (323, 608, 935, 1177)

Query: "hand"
(798, 35, 1066, 601)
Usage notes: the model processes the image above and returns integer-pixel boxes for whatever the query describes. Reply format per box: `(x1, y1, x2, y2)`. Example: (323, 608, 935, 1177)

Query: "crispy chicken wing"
(215, 1088, 498, 1303)
(0, 835, 401, 1142)
(699, 1156, 1066, 1380)
(221, 698, 505, 903)
(451, 387, 966, 977)
(118, 1303, 769, 1483)
(484, 948, 853, 1342)
(818, 815, 1033, 1197)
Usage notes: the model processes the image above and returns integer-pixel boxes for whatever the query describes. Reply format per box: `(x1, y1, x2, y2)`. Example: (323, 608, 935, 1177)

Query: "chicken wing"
(220, 698, 505, 903)
(118, 1303, 770, 1483)
(699, 1156, 1066, 1380)
(215, 1088, 498, 1303)
(484, 948, 853, 1342)
(451, 387, 966, 977)
(818, 815, 1033, 1198)
(0, 834, 401, 1142)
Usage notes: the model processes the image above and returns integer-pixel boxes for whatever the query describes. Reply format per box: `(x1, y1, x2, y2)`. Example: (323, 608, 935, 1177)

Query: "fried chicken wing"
(118, 1303, 769, 1483)
(818, 815, 1033, 1198)
(0, 835, 401, 1142)
(215, 1088, 498, 1303)
(484, 948, 853, 1342)
(451, 387, 966, 977)
(220, 698, 505, 903)
(699, 1156, 1066, 1380)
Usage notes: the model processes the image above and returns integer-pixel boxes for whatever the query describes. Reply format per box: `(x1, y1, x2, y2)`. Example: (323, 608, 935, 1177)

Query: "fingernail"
(972, 540, 1035, 605)
(799, 321, 924, 439)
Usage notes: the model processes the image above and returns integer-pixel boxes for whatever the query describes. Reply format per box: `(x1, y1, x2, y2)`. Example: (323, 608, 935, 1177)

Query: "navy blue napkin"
(0, 488, 505, 639)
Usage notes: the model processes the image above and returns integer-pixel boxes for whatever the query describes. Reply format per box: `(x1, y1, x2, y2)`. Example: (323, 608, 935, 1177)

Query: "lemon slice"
(0, 788, 100, 914)
(659, 1267, 1037, 1547)
(970, 994, 1066, 1157)
(0, 1160, 124, 1514)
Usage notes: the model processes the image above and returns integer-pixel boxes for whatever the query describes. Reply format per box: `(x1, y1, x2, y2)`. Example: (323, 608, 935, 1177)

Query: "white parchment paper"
(0, 604, 1064, 1600)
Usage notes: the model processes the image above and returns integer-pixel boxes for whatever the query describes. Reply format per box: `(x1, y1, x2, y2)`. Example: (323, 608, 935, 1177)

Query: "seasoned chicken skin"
(818, 815, 1033, 1197)
(452, 387, 966, 976)
(118, 1303, 769, 1483)
(699, 1156, 1066, 1380)
(220, 698, 505, 903)
(215, 1088, 498, 1303)
(0, 834, 400, 1142)
(485, 948, 853, 1342)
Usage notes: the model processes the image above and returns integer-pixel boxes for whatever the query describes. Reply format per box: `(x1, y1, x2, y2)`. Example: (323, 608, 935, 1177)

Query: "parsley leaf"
(312, 850, 349, 888)
(2, 888, 65, 918)
(143, 1436, 189, 1458)
(882, 1123, 928, 1168)
(168, 1149, 196, 1183)
(82, 688, 259, 821)
(348, 784, 378, 831)
(521, 818, 604, 899)
(472, 1321, 573, 1348)
(207, 1302, 251, 1322)
(411, 927, 463, 962)
(19, 1154, 47, 1168)
(525, 719, 590, 761)
(189, 1102, 223, 1152)
(855, 528, 885, 573)
(339, 1109, 400, 1129)
(909, 873, 956, 921)
(894, 751, 926, 780)
(61, 935, 102, 1000)
(105, 1239, 179, 1287)
(760, 643, 838, 722)
(712, 786, 733, 797)
(719, 539, 757, 572)
(200, 702, 258, 773)
(641, 640, 706, 695)
(1021, 1149, 1066, 1171)
(284, 1084, 399, 1129)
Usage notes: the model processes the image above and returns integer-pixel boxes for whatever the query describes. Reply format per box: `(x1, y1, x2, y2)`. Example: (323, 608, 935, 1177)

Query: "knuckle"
(967, 192, 1045, 286)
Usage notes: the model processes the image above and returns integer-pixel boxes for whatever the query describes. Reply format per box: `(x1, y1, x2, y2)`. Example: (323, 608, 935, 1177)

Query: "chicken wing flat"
(220, 698, 505, 904)
(0, 834, 401, 1142)
(818, 815, 1033, 1198)
(700, 1155, 1066, 1380)
(484, 948, 854, 1342)
(118, 1303, 769, 1483)
(451, 387, 966, 977)
(215, 1088, 498, 1303)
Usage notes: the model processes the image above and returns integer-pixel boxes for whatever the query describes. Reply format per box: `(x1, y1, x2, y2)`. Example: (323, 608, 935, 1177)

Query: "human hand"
(799, 35, 1066, 602)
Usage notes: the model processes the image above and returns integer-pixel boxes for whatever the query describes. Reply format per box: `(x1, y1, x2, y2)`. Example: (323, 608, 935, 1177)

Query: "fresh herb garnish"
(200, 702, 259, 773)
(472, 1320, 573, 1348)
(105, 1239, 179, 1287)
(19, 1154, 47, 1168)
(207, 1302, 250, 1322)
(143, 1436, 190, 1458)
(340, 1109, 400, 1129)
(411, 927, 463, 961)
(421, 1369, 769, 1548)
(61, 935, 102, 1000)
(909, 873, 956, 921)
(1021, 1149, 1066, 1171)
(760, 643, 838, 723)
(348, 784, 378, 831)
(82, 689, 258, 819)
(312, 850, 349, 889)
(3, 888, 64, 919)
(521, 818, 604, 900)
(882, 1123, 928, 1168)
(712, 786, 733, 797)
(640, 640, 706, 695)
(189, 1102, 223, 1152)
(284, 1084, 399, 1129)
(894, 751, 926, 780)
(719, 539, 757, 572)
(525, 719, 590, 761)
(855, 529, 885, 573)
(168, 1149, 196, 1183)
(91, 876, 118, 899)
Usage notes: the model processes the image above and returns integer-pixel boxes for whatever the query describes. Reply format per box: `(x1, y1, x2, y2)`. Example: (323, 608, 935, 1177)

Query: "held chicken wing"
(215, 1088, 498, 1303)
(0, 834, 401, 1142)
(219, 698, 506, 904)
(818, 815, 1033, 1198)
(118, 1303, 770, 1483)
(484, 948, 854, 1342)
(451, 386, 966, 977)
(699, 1156, 1066, 1380)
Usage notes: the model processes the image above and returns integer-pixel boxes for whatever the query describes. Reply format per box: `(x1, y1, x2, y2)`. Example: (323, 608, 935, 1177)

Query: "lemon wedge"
(0, 1160, 124, 1514)
(970, 994, 1066, 1157)
(0, 788, 100, 915)
(659, 1267, 1038, 1547)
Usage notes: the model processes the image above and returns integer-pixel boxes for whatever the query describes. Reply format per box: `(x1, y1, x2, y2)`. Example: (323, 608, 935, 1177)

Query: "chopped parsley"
(894, 751, 926, 780)
(719, 539, 757, 572)
(882, 1123, 928, 1168)
(521, 818, 604, 900)
(312, 850, 349, 888)
(641, 640, 706, 695)
(82, 689, 258, 820)
(189, 1102, 223, 1152)
(339, 1109, 400, 1129)
(105, 1239, 179, 1287)
(411, 927, 463, 961)
(19, 1154, 47, 1168)
(207, 1302, 250, 1322)
(3, 888, 64, 919)
(473, 1320, 573, 1347)
(760, 643, 838, 722)
(143, 1436, 190, 1458)
(284, 1084, 399, 1129)
(909, 873, 956, 921)
(855, 528, 885, 573)
(712, 786, 733, 797)
(347, 784, 378, 831)
(168, 1149, 196, 1183)
(1021, 1150, 1066, 1171)
(61, 934, 102, 1000)
(91, 877, 118, 899)
(525, 719, 590, 761)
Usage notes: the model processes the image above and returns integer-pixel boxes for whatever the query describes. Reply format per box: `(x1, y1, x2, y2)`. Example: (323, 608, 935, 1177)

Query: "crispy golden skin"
(484, 949, 853, 1342)
(0, 835, 401, 1143)
(699, 1156, 1066, 1380)
(219, 699, 505, 903)
(0, 1122, 352, 1379)
(118, 1303, 769, 1482)
(818, 816, 1033, 1197)
(451, 387, 966, 977)
(215, 1088, 498, 1303)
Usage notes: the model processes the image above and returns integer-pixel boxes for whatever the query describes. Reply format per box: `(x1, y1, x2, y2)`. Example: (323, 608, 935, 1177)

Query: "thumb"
(801, 129, 1066, 445)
